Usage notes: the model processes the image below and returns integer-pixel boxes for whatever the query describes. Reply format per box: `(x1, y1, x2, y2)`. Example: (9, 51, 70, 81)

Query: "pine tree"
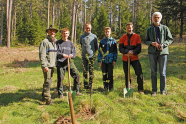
(97, 5, 109, 39)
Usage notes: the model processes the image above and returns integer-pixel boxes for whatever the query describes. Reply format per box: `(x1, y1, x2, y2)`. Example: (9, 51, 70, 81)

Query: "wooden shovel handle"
(68, 58, 71, 91)
(128, 56, 130, 88)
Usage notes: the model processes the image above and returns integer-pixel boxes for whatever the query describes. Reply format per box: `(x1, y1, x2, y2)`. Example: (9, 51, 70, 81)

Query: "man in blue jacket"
(98, 27, 118, 91)
(144, 12, 173, 96)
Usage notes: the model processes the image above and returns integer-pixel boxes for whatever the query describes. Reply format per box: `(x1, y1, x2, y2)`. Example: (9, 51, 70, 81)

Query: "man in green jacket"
(39, 25, 58, 105)
(144, 12, 173, 97)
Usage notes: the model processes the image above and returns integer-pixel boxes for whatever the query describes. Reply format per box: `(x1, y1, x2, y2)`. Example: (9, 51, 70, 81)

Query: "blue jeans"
(149, 53, 167, 93)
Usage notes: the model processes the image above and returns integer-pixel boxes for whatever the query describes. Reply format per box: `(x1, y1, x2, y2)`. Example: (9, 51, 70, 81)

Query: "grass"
(0, 43, 186, 124)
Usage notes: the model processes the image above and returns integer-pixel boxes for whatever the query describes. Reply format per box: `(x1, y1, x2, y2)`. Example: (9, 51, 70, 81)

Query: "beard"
(153, 20, 161, 25)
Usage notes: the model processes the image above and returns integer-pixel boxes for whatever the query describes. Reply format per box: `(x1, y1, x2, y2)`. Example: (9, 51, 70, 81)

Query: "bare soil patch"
(0, 47, 39, 67)
(56, 105, 96, 124)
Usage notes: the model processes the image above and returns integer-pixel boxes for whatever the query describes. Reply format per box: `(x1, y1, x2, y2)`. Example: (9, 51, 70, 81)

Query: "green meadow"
(0, 43, 186, 124)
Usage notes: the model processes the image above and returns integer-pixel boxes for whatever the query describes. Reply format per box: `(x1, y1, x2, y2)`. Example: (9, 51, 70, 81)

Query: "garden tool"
(123, 56, 133, 98)
(66, 58, 76, 101)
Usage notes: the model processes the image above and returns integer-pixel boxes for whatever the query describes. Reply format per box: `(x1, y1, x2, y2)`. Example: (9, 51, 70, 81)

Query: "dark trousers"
(82, 57, 95, 88)
(42, 67, 54, 101)
(102, 62, 114, 90)
(123, 60, 143, 91)
(57, 60, 80, 95)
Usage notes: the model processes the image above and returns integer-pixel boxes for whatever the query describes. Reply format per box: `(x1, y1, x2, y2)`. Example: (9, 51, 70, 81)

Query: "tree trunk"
(11, 0, 15, 44)
(84, 0, 86, 24)
(14, 11, 16, 36)
(133, 0, 137, 31)
(30, 0, 32, 19)
(58, 3, 60, 29)
(179, 0, 183, 38)
(149, 0, 152, 25)
(52, 0, 55, 26)
(0, 0, 3, 46)
(47, 0, 50, 29)
(71, 0, 75, 42)
(7, 0, 12, 48)
(109, 1, 112, 28)
(89, 0, 92, 22)
(119, 3, 121, 38)
(74, 4, 78, 45)
(132, 0, 134, 24)
(81, 0, 83, 32)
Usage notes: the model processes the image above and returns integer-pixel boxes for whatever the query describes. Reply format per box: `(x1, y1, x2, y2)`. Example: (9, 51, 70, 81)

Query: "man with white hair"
(144, 12, 173, 96)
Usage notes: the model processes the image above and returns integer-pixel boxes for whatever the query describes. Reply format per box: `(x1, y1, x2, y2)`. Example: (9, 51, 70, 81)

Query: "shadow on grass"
(0, 87, 58, 106)
(5, 59, 41, 68)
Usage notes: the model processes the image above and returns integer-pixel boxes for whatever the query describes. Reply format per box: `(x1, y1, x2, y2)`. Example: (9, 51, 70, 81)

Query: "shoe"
(151, 92, 157, 97)
(139, 90, 145, 95)
(76, 92, 82, 96)
(46, 99, 53, 105)
(161, 92, 166, 95)
(59, 95, 64, 99)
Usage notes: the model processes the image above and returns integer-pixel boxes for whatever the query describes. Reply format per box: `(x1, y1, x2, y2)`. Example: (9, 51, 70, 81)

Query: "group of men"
(39, 12, 173, 105)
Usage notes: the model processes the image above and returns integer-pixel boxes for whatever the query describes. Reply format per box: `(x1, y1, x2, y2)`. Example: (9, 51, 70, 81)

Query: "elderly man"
(39, 25, 58, 105)
(144, 12, 173, 96)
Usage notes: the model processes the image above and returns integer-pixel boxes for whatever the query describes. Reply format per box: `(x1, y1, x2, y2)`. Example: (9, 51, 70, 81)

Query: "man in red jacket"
(119, 22, 144, 94)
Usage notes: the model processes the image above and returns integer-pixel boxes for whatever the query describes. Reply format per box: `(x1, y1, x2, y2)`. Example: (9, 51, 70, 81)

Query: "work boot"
(46, 99, 53, 105)
(59, 95, 64, 99)
(151, 92, 157, 97)
(138, 90, 145, 95)
(76, 92, 82, 96)
(161, 92, 166, 95)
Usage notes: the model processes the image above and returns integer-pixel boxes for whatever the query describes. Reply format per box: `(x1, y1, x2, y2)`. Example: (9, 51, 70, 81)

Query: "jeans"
(149, 53, 167, 93)
(101, 62, 114, 90)
(123, 60, 143, 91)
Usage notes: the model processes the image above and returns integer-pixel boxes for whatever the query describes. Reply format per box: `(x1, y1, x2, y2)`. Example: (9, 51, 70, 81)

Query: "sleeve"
(144, 28, 153, 46)
(162, 26, 173, 48)
(133, 35, 141, 55)
(119, 36, 129, 54)
(79, 36, 82, 47)
(56, 41, 63, 59)
(71, 42, 76, 58)
(94, 36, 98, 52)
(113, 40, 118, 62)
(39, 41, 47, 68)
(97, 41, 102, 63)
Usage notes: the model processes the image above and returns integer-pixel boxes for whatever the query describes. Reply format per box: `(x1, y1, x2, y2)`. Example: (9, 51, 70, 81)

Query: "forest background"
(0, 0, 186, 48)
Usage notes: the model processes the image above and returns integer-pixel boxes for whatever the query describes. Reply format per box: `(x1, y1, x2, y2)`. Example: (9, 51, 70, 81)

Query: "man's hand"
(43, 67, 48, 72)
(151, 42, 161, 50)
(98, 63, 101, 67)
(63, 54, 68, 58)
(124, 54, 130, 57)
(68, 54, 73, 58)
(128, 50, 134, 56)
(112, 62, 116, 66)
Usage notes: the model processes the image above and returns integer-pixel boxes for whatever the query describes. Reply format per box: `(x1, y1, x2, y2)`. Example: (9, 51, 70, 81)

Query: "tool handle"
(68, 91, 76, 124)
(68, 58, 71, 91)
(128, 56, 130, 88)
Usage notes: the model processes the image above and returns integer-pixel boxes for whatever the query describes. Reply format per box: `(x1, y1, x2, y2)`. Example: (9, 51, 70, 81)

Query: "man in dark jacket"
(79, 22, 98, 89)
(98, 27, 118, 91)
(56, 28, 81, 98)
(144, 12, 173, 96)
(39, 25, 58, 105)
(119, 22, 144, 94)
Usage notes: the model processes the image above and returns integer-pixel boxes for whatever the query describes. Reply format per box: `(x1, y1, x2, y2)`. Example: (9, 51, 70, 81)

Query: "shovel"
(66, 58, 76, 101)
(123, 56, 133, 98)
